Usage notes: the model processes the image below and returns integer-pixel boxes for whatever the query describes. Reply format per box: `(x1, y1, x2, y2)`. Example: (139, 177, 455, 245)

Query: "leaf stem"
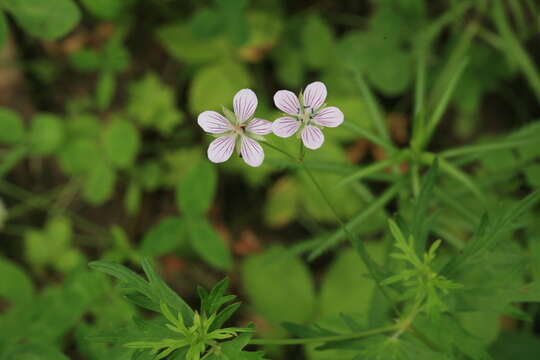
(249, 324, 398, 346)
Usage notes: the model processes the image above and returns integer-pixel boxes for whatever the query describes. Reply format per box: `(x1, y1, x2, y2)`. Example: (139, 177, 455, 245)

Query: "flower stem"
(261, 141, 296, 161)
(298, 160, 397, 312)
(249, 324, 398, 346)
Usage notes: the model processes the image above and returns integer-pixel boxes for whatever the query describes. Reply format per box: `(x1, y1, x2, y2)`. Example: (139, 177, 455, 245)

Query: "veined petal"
(246, 118, 272, 135)
(313, 106, 344, 127)
(273, 90, 301, 115)
(303, 81, 327, 110)
(301, 125, 324, 150)
(198, 111, 232, 134)
(272, 117, 300, 138)
(208, 134, 236, 163)
(240, 136, 264, 167)
(233, 89, 258, 123)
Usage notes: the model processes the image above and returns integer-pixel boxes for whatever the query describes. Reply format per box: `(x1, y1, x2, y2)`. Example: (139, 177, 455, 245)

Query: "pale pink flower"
(198, 89, 272, 167)
(272, 81, 344, 150)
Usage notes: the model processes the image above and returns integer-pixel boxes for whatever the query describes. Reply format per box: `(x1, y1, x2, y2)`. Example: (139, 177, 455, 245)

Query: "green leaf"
(0, 12, 8, 50)
(4, 0, 81, 40)
(319, 245, 386, 323)
(185, 216, 232, 271)
(156, 23, 225, 64)
(189, 62, 251, 114)
(301, 15, 334, 70)
(80, 0, 133, 19)
(24, 217, 82, 272)
(176, 161, 217, 216)
(28, 113, 64, 155)
(58, 138, 101, 174)
(523, 164, 540, 188)
(190, 8, 221, 40)
(264, 177, 300, 227)
(242, 246, 315, 326)
(68, 48, 101, 72)
(457, 311, 500, 345)
(103, 118, 140, 169)
(96, 71, 116, 110)
(125, 182, 141, 215)
(0, 144, 27, 178)
(89, 260, 152, 298)
(101, 36, 130, 73)
(274, 44, 304, 87)
(82, 162, 116, 205)
(2, 343, 70, 360)
(215, 0, 249, 46)
(127, 72, 184, 135)
(139, 257, 195, 325)
(139, 217, 188, 257)
(341, 32, 412, 96)
(0, 256, 34, 305)
(0, 107, 25, 144)
(490, 331, 540, 360)
(414, 314, 492, 360)
(443, 189, 540, 277)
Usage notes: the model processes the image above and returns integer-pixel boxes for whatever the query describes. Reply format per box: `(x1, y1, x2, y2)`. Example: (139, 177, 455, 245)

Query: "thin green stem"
(249, 324, 398, 346)
(299, 161, 397, 312)
(261, 141, 296, 161)
(411, 164, 421, 198)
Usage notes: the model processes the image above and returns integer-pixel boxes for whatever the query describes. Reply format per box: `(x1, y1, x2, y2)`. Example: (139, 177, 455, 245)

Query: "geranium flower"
(197, 89, 272, 167)
(272, 81, 344, 150)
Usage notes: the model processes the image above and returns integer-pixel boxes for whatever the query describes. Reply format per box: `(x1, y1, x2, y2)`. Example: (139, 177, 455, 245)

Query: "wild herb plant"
(91, 77, 540, 360)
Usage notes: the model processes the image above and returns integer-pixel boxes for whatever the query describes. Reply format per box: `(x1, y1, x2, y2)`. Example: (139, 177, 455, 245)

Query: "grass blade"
(441, 136, 539, 158)
(337, 151, 409, 188)
(421, 57, 469, 148)
(342, 121, 396, 153)
(492, 0, 540, 102)
(437, 157, 486, 206)
(350, 67, 391, 143)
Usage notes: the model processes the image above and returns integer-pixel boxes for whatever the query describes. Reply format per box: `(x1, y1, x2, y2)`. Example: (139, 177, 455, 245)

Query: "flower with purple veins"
(197, 89, 272, 167)
(272, 81, 344, 150)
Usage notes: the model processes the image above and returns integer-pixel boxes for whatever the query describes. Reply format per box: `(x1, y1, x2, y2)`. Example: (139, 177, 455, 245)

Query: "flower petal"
(313, 106, 344, 128)
(246, 118, 272, 135)
(208, 134, 236, 163)
(272, 117, 301, 138)
(233, 89, 258, 123)
(301, 126, 324, 150)
(303, 81, 327, 110)
(240, 136, 264, 167)
(198, 111, 232, 134)
(274, 90, 300, 115)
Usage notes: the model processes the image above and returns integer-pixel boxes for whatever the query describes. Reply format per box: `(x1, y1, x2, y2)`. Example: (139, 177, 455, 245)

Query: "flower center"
(232, 124, 245, 135)
(300, 106, 315, 125)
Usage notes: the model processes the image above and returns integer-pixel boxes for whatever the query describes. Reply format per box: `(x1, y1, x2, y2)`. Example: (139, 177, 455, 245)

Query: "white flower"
(272, 81, 344, 150)
(197, 89, 272, 167)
